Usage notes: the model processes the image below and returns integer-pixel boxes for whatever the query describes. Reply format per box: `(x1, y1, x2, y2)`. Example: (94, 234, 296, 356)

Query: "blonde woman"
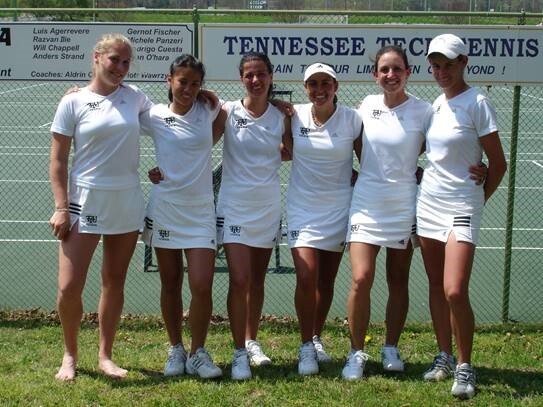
(49, 33, 152, 381)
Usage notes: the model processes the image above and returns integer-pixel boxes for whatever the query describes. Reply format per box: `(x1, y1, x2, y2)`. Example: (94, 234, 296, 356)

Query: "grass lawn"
(0, 309, 542, 406)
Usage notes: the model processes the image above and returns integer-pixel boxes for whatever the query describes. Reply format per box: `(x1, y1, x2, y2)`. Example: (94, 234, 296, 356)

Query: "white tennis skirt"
(348, 193, 417, 249)
(68, 184, 145, 235)
(141, 195, 216, 250)
(416, 187, 484, 245)
(287, 204, 349, 252)
(216, 199, 281, 249)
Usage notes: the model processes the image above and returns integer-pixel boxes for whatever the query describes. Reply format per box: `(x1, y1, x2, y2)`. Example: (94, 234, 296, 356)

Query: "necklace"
(311, 106, 334, 127)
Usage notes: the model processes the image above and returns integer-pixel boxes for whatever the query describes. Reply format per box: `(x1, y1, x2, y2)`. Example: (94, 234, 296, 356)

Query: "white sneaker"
(381, 345, 404, 372)
(451, 363, 476, 399)
(185, 348, 222, 379)
(312, 335, 332, 363)
(231, 348, 252, 380)
(423, 351, 456, 381)
(298, 341, 319, 376)
(245, 339, 272, 366)
(164, 343, 187, 377)
(342, 349, 369, 381)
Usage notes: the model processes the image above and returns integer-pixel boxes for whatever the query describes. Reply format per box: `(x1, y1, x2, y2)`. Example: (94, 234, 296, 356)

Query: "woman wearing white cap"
(418, 33, 506, 399)
(286, 62, 362, 376)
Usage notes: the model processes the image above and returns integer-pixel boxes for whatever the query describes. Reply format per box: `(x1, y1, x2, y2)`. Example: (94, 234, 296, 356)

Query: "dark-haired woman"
(287, 63, 362, 376)
(342, 45, 432, 380)
(213, 52, 291, 380)
(141, 54, 223, 380)
(418, 34, 506, 399)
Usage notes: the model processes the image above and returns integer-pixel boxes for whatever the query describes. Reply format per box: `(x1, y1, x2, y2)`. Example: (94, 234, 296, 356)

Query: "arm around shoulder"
(280, 115, 293, 161)
(480, 131, 507, 202)
(212, 107, 227, 145)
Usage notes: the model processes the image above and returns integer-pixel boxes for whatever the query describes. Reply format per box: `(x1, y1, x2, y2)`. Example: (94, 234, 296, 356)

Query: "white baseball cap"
(427, 34, 468, 59)
(303, 63, 337, 82)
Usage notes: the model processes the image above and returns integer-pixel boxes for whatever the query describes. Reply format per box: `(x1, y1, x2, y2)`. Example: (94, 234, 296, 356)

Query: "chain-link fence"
(0, 8, 542, 323)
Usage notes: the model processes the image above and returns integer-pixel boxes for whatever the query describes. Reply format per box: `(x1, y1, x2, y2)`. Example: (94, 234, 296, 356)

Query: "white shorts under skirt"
(287, 204, 348, 252)
(68, 184, 145, 235)
(216, 200, 280, 249)
(416, 187, 484, 245)
(141, 195, 216, 250)
(348, 197, 417, 250)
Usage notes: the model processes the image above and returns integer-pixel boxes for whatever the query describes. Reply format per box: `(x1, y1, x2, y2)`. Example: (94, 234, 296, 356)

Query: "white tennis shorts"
(68, 184, 145, 234)
(141, 195, 216, 249)
(416, 187, 484, 245)
(216, 199, 281, 249)
(348, 187, 418, 249)
(287, 204, 348, 252)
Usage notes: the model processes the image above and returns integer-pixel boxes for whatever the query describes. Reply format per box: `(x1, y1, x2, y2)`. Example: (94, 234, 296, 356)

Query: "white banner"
(0, 23, 193, 81)
(199, 24, 543, 84)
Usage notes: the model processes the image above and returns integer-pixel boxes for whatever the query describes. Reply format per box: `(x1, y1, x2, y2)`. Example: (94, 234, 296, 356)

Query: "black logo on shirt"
(164, 117, 176, 127)
(371, 109, 383, 119)
(235, 118, 248, 128)
(86, 102, 100, 111)
(435, 105, 441, 114)
(289, 230, 299, 239)
(299, 127, 310, 137)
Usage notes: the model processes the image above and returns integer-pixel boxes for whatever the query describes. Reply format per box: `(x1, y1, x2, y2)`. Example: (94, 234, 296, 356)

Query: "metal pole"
(502, 85, 520, 323)
(11, 0, 18, 21)
(192, 6, 199, 58)
(502, 11, 525, 323)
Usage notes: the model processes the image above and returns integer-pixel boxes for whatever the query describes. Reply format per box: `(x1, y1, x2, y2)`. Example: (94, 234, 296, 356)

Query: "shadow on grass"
(67, 359, 542, 400)
(76, 367, 167, 387)
(358, 361, 543, 399)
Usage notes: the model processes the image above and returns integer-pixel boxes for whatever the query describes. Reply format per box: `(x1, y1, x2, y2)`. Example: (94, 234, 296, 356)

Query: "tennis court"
(0, 79, 542, 323)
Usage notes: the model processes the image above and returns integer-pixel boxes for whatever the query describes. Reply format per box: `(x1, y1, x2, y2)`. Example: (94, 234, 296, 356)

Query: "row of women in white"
(49, 32, 506, 400)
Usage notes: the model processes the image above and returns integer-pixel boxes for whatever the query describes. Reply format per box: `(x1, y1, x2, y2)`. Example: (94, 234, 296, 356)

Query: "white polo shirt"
(218, 100, 285, 205)
(421, 87, 498, 198)
(355, 94, 431, 198)
(51, 84, 152, 190)
(287, 103, 362, 210)
(140, 101, 220, 205)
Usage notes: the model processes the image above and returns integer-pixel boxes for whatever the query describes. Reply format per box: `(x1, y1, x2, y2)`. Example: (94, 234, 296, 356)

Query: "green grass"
(1, 310, 542, 406)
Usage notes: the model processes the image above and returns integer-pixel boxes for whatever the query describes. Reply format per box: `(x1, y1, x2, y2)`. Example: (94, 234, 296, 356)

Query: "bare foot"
(98, 359, 128, 379)
(55, 354, 77, 381)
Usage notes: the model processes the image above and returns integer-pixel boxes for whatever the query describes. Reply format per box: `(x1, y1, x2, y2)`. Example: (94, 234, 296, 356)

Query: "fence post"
(11, 0, 18, 21)
(501, 11, 525, 323)
(192, 6, 200, 58)
(502, 86, 520, 323)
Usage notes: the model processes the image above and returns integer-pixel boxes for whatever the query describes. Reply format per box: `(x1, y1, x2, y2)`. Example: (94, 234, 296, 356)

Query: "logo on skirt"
(85, 215, 97, 226)
(229, 225, 241, 236)
(158, 229, 170, 240)
(350, 223, 362, 232)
